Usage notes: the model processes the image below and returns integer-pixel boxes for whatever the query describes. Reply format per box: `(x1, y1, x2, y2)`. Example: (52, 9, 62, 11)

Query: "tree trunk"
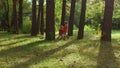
(12, 0, 18, 34)
(77, 0, 87, 39)
(101, 0, 114, 41)
(31, 0, 37, 36)
(18, 0, 23, 29)
(2, 0, 9, 31)
(61, 0, 66, 25)
(40, 0, 44, 35)
(46, 0, 55, 40)
(36, 0, 41, 34)
(37, 0, 44, 35)
(68, 0, 76, 36)
(6, 0, 10, 32)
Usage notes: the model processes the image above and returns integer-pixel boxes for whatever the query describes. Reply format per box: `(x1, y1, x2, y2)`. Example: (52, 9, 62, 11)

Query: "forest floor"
(0, 30, 120, 68)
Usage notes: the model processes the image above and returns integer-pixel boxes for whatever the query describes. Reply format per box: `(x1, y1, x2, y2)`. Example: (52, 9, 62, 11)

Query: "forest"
(0, 0, 120, 68)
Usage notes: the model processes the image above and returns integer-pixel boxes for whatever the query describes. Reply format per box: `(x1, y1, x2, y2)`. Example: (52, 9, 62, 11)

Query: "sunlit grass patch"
(112, 30, 120, 39)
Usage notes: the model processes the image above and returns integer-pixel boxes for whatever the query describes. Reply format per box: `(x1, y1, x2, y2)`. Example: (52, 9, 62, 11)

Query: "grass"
(0, 30, 120, 68)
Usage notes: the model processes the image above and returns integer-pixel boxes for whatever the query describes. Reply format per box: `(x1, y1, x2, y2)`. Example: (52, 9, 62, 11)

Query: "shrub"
(22, 16, 31, 33)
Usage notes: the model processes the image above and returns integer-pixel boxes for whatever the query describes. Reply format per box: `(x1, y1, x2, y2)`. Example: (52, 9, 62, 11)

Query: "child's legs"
(63, 32, 67, 39)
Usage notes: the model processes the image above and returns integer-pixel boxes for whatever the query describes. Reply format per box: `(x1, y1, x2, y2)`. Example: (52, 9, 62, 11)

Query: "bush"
(22, 16, 31, 33)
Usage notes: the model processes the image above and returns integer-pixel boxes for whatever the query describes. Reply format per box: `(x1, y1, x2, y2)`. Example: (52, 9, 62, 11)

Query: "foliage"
(22, 16, 32, 33)
(55, 0, 62, 31)
(0, 0, 120, 32)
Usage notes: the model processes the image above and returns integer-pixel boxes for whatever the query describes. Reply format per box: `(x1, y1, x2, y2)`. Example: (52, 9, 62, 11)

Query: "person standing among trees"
(57, 21, 69, 40)
(63, 21, 69, 39)
(57, 25, 64, 39)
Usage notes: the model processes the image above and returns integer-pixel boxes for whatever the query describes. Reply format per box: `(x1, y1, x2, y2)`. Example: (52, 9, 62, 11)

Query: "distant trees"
(101, 0, 114, 41)
(0, 0, 116, 41)
(0, 0, 9, 31)
(46, 0, 55, 40)
(77, 0, 87, 39)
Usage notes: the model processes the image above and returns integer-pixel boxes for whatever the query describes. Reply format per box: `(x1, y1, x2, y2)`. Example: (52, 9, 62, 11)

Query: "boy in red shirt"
(57, 25, 64, 39)
(63, 21, 68, 34)
(63, 21, 69, 39)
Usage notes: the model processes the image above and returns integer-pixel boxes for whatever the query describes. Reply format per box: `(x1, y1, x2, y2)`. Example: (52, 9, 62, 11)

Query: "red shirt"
(59, 28, 64, 35)
(63, 24, 68, 32)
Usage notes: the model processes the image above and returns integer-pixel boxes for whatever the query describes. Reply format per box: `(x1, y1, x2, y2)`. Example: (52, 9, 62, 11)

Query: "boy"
(63, 21, 69, 39)
(57, 25, 64, 39)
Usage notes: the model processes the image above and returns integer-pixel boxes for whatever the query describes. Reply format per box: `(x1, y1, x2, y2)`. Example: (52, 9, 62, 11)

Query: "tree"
(77, 0, 87, 39)
(12, 0, 18, 34)
(6, 0, 10, 32)
(46, 0, 55, 40)
(36, 0, 41, 34)
(101, 0, 114, 41)
(68, 0, 76, 36)
(31, 0, 37, 36)
(61, 0, 66, 25)
(18, 0, 23, 29)
(0, 0, 10, 31)
(37, 0, 44, 35)
(40, 0, 44, 35)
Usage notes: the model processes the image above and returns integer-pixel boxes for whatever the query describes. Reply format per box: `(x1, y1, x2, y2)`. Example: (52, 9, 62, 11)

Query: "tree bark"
(61, 0, 66, 25)
(36, 0, 41, 34)
(37, 0, 44, 35)
(1, 0, 9, 31)
(18, 0, 23, 29)
(46, 0, 55, 40)
(6, 0, 10, 32)
(68, 0, 76, 36)
(12, 0, 18, 34)
(31, 0, 37, 36)
(77, 0, 87, 39)
(40, 0, 44, 35)
(101, 0, 114, 41)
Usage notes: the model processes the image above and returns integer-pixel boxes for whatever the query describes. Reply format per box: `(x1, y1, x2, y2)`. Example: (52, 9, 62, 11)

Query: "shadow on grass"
(0, 40, 49, 57)
(7, 39, 76, 68)
(0, 39, 28, 47)
(97, 41, 119, 68)
(0, 34, 32, 43)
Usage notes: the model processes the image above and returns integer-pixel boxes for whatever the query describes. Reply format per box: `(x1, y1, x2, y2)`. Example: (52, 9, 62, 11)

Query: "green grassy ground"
(0, 30, 120, 68)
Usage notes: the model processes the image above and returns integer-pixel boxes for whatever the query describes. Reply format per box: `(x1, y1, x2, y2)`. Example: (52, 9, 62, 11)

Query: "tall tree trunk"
(37, 0, 44, 34)
(36, 0, 41, 34)
(18, 0, 23, 29)
(31, 0, 37, 36)
(12, 0, 18, 34)
(101, 0, 114, 41)
(2, 0, 9, 31)
(68, 0, 76, 36)
(46, 0, 55, 40)
(77, 0, 87, 39)
(6, 0, 10, 32)
(61, 0, 66, 25)
(40, 0, 44, 35)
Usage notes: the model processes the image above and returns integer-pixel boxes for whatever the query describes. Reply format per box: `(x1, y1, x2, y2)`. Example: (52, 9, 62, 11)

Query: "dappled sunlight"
(0, 38, 40, 51)
(5, 39, 76, 68)
(0, 31, 120, 68)
(97, 41, 119, 68)
(112, 30, 120, 40)
(0, 55, 33, 68)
